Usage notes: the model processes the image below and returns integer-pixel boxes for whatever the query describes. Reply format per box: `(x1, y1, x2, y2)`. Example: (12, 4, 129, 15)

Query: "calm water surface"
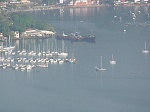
(0, 6, 150, 112)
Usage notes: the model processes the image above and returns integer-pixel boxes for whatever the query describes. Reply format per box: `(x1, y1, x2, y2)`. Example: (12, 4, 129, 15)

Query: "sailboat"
(95, 56, 106, 71)
(3, 35, 15, 51)
(142, 41, 148, 53)
(59, 39, 68, 57)
(110, 54, 116, 65)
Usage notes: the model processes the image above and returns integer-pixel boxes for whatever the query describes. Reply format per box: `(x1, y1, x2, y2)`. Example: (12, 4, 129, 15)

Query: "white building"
(75, 0, 88, 6)
(143, 0, 149, 2)
(60, 0, 63, 4)
(134, 0, 149, 3)
(14, 31, 19, 38)
(134, 0, 140, 2)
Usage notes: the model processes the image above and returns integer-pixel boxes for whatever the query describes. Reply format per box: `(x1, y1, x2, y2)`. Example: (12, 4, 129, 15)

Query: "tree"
(0, 12, 54, 37)
(0, 0, 6, 2)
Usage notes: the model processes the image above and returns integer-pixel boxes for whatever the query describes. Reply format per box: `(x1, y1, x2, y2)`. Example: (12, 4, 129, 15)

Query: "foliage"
(0, 13, 54, 37)
(0, 19, 10, 36)
(0, 0, 6, 2)
(10, 13, 34, 32)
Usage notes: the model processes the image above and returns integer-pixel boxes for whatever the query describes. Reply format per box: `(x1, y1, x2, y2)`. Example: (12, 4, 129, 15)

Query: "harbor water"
(0, 6, 150, 112)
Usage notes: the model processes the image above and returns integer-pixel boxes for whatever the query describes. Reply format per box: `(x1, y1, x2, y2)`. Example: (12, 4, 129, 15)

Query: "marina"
(0, 38, 78, 72)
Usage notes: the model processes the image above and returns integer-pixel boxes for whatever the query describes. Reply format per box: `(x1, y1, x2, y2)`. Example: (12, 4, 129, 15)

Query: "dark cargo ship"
(56, 31, 96, 43)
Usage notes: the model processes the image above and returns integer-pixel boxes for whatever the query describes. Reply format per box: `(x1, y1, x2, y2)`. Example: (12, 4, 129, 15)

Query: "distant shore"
(8, 5, 110, 13)
(8, 3, 150, 13)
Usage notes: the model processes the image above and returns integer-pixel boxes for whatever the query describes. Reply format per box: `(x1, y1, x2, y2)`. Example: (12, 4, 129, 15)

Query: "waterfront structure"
(60, 0, 64, 4)
(0, 33, 7, 42)
(74, 0, 94, 6)
(21, 29, 55, 39)
(134, 0, 140, 3)
(74, 0, 87, 6)
(9, 0, 30, 4)
(14, 31, 20, 39)
(20, 0, 30, 3)
(9, 0, 20, 4)
(134, 0, 149, 3)
(0, 2, 6, 7)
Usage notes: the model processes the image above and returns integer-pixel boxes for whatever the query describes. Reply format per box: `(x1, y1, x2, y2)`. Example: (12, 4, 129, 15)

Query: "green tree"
(0, 19, 10, 36)
(0, 13, 54, 37)
(0, 0, 6, 2)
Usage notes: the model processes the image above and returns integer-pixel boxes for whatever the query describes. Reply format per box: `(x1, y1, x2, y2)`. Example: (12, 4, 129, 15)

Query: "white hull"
(27, 65, 32, 70)
(142, 42, 148, 53)
(95, 66, 106, 71)
(58, 52, 68, 57)
(110, 54, 116, 65)
(3, 46, 15, 51)
(36, 64, 48, 68)
(110, 60, 116, 65)
(142, 50, 149, 53)
(95, 56, 106, 71)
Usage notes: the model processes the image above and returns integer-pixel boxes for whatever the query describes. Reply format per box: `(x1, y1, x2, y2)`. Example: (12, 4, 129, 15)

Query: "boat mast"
(145, 41, 147, 50)
(112, 54, 114, 61)
(62, 39, 64, 53)
(9, 35, 11, 47)
(100, 56, 102, 69)
(90, 30, 93, 36)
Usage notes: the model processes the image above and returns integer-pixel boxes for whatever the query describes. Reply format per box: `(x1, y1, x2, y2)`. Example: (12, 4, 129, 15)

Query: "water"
(0, 6, 150, 112)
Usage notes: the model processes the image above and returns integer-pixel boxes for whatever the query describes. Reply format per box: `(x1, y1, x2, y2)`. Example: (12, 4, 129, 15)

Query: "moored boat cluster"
(0, 47, 78, 72)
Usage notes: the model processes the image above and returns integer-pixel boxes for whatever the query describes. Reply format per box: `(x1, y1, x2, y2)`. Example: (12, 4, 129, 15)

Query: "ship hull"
(56, 35, 96, 43)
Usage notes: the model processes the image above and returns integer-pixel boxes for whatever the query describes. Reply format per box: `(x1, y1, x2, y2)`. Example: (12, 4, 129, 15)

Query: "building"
(9, 0, 20, 4)
(9, 0, 31, 4)
(21, 29, 55, 38)
(20, 0, 30, 3)
(0, 2, 6, 7)
(14, 31, 20, 39)
(74, 0, 93, 6)
(134, 0, 149, 3)
(0, 33, 7, 42)
(134, 0, 140, 2)
(60, 0, 64, 4)
(74, 0, 87, 6)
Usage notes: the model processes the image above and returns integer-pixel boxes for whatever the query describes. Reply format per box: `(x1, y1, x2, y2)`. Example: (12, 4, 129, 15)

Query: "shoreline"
(8, 3, 150, 13)
(8, 5, 110, 13)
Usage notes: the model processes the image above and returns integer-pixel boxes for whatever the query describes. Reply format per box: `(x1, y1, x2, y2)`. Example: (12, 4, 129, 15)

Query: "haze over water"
(0, 6, 150, 112)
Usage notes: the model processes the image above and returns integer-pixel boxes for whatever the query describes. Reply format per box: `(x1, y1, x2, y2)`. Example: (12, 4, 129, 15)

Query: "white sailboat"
(142, 41, 148, 53)
(62, 31, 68, 37)
(3, 35, 15, 51)
(95, 56, 106, 71)
(59, 39, 68, 57)
(27, 64, 32, 71)
(110, 54, 116, 65)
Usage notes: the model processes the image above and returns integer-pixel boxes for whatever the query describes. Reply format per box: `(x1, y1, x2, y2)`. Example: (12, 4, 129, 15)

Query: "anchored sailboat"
(110, 54, 116, 65)
(142, 41, 148, 53)
(95, 56, 106, 71)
